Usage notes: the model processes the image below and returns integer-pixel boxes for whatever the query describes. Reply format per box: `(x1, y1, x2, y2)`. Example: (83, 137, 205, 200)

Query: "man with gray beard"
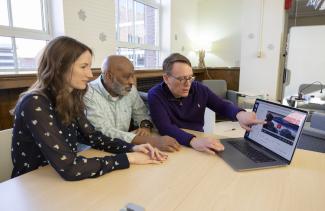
(84, 55, 180, 152)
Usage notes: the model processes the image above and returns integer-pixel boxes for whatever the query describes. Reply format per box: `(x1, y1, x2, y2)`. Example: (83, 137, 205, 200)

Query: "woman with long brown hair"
(11, 36, 167, 181)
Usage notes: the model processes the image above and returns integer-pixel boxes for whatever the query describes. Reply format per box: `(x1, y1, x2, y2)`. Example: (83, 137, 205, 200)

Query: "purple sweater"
(148, 81, 243, 146)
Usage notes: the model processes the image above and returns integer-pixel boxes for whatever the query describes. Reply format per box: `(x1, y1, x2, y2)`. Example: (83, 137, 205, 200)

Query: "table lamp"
(198, 49, 206, 68)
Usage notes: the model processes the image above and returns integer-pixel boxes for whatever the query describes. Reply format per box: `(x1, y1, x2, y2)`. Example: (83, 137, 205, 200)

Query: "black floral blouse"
(11, 92, 134, 181)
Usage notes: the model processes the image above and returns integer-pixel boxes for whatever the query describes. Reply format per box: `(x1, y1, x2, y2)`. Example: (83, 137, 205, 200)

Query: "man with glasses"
(148, 53, 265, 154)
(84, 55, 180, 152)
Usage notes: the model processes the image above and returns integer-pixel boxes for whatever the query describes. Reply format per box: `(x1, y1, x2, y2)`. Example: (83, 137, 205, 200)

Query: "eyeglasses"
(168, 74, 195, 84)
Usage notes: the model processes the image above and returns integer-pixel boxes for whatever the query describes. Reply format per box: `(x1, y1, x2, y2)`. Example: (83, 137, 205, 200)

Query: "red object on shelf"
(285, 0, 293, 10)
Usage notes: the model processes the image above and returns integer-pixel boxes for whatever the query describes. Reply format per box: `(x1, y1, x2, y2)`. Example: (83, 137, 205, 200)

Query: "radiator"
(136, 76, 163, 92)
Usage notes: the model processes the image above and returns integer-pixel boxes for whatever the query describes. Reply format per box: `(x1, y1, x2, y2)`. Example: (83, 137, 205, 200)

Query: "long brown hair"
(17, 36, 93, 124)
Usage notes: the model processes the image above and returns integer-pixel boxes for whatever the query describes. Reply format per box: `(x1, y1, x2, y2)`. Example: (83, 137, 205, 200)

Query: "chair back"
(311, 112, 325, 131)
(299, 83, 323, 95)
(0, 128, 13, 182)
(202, 80, 227, 99)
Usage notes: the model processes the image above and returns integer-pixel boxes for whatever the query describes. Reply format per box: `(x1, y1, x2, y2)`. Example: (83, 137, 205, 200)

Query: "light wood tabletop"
(1, 122, 325, 211)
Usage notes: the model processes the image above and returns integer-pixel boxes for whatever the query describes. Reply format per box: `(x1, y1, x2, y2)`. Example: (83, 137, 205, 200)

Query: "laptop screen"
(245, 99, 307, 161)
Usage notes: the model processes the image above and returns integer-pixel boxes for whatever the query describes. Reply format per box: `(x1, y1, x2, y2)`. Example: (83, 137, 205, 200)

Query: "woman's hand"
(127, 152, 162, 164)
(132, 143, 168, 162)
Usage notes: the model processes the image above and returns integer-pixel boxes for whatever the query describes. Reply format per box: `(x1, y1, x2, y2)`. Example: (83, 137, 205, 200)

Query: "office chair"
(202, 80, 243, 106)
(202, 80, 245, 121)
(298, 82, 323, 98)
(298, 112, 325, 153)
(294, 83, 325, 121)
(138, 91, 148, 107)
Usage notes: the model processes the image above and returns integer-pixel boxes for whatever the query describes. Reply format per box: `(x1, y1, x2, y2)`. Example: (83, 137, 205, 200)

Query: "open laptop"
(218, 99, 308, 171)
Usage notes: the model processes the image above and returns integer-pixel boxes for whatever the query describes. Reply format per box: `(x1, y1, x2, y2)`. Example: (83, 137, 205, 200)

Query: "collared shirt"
(148, 81, 243, 146)
(84, 76, 150, 143)
(12, 91, 133, 180)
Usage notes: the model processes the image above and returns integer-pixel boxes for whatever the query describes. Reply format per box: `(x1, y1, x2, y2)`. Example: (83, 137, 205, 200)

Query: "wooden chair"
(0, 128, 13, 182)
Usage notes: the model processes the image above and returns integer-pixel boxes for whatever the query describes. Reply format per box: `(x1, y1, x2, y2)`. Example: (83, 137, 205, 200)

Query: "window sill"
(0, 69, 100, 90)
(0, 67, 211, 90)
(0, 68, 163, 89)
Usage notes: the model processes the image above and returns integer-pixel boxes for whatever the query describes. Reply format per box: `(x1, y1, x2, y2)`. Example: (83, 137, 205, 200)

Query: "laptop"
(218, 99, 308, 171)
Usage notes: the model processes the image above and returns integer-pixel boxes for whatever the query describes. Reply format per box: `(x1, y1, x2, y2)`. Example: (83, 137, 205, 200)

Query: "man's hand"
(190, 137, 224, 154)
(236, 111, 266, 131)
(136, 127, 151, 136)
(150, 136, 181, 152)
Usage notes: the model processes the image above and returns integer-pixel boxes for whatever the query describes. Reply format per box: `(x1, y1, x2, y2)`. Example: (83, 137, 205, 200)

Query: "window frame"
(115, 0, 161, 68)
(0, 0, 52, 73)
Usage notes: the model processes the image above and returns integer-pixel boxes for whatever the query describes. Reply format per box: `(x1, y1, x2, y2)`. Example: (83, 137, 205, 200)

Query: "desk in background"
(0, 122, 325, 211)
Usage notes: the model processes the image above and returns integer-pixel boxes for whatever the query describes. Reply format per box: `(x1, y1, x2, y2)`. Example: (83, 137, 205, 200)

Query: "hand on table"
(149, 136, 181, 152)
(190, 137, 224, 155)
(128, 143, 168, 164)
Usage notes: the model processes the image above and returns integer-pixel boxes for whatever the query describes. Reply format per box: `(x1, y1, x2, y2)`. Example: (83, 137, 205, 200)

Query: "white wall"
(62, 0, 176, 68)
(169, 0, 242, 67)
(170, 0, 199, 66)
(197, 0, 242, 67)
(59, 0, 242, 68)
(239, 0, 285, 99)
(62, 0, 116, 68)
(61, 0, 199, 67)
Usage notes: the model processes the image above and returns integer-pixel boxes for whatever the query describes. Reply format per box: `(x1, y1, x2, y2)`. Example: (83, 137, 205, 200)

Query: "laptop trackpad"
(218, 138, 286, 171)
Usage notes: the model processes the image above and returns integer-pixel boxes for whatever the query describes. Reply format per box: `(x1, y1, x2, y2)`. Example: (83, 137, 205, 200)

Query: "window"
(0, 0, 51, 73)
(115, 0, 160, 68)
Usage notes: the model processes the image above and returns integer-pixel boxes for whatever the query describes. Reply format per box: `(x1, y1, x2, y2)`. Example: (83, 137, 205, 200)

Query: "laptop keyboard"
(228, 141, 276, 163)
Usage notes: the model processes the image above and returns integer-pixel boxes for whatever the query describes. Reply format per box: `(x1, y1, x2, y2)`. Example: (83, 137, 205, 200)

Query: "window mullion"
(11, 37, 18, 73)
(136, 0, 159, 9)
(132, 1, 136, 43)
(133, 0, 136, 44)
(157, 4, 160, 49)
(45, 0, 53, 37)
(133, 48, 136, 67)
(117, 41, 159, 50)
(7, 0, 18, 72)
(115, 0, 160, 68)
(0, 27, 51, 40)
(144, 4, 146, 67)
(7, 0, 13, 28)
(40, 0, 46, 32)
(116, 0, 120, 42)
(0, 0, 51, 73)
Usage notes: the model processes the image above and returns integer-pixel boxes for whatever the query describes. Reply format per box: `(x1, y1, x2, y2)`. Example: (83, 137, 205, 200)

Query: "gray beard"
(111, 80, 131, 96)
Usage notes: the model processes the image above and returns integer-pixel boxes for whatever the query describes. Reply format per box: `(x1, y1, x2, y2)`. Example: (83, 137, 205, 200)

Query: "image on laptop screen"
(246, 99, 307, 161)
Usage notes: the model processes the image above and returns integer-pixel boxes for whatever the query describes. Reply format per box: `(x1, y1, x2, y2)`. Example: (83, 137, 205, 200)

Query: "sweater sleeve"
(20, 94, 132, 181)
(76, 114, 135, 153)
(148, 91, 195, 146)
(204, 85, 244, 120)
